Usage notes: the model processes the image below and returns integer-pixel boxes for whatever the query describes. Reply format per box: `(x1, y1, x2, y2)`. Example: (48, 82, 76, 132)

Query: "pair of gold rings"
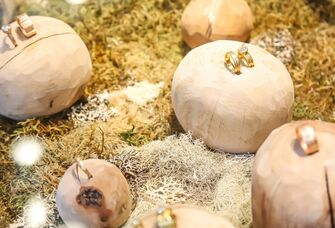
(225, 44, 254, 75)
(1, 13, 37, 48)
(132, 207, 177, 228)
(295, 124, 319, 155)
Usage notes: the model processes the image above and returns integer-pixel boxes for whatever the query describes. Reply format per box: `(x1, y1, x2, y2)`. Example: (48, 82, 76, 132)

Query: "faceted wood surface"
(181, 0, 253, 48)
(56, 159, 132, 228)
(0, 16, 92, 120)
(172, 40, 294, 153)
(252, 120, 335, 227)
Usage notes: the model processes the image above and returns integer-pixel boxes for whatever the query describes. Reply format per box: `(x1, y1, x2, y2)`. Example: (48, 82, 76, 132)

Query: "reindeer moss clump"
(0, 0, 334, 226)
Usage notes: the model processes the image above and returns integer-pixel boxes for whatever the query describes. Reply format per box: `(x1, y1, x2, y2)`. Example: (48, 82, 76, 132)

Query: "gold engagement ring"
(295, 124, 319, 155)
(237, 44, 254, 68)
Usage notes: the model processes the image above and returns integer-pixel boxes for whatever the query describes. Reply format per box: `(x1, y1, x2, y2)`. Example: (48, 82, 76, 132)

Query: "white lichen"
(111, 133, 254, 227)
(123, 81, 164, 106)
(68, 91, 118, 127)
(250, 29, 296, 65)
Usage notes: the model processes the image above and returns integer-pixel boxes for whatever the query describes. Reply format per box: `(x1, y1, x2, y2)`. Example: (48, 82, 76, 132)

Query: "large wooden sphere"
(181, 0, 253, 48)
(137, 205, 235, 228)
(56, 159, 132, 228)
(0, 16, 92, 120)
(252, 120, 335, 227)
(172, 40, 294, 153)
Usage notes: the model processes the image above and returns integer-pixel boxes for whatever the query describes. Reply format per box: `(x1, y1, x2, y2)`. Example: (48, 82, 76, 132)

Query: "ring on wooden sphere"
(224, 51, 241, 74)
(1, 24, 17, 47)
(75, 158, 93, 181)
(295, 124, 319, 155)
(237, 44, 254, 67)
(132, 220, 144, 228)
(16, 13, 36, 38)
(156, 207, 177, 228)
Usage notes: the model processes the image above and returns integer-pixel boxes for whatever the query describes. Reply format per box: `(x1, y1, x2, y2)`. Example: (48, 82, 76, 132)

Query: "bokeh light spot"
(24, 197, 47, 227)
(66, 0, 87, 5)
(11, 137, 44, 166)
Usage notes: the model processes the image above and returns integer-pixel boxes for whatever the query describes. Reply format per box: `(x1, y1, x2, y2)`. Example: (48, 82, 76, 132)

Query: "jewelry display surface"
(0, 16, 92, 120)
(252, 120, 335, 227)
(172, 40, 294, 153)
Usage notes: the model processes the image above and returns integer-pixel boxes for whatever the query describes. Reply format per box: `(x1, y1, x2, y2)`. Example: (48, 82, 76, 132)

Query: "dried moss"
(0, 0, 334, 226)
(112, 134, 254, 227)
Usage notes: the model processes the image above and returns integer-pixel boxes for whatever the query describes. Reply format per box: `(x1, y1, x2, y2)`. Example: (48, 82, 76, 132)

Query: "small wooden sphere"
(0, 16, 92, 120)
(56, 159, 132, 228)
(172, 40, 294, 153)
(181, 0, 253, 48)
(252, 120, 335, 227)
(136, 205, 235, 228)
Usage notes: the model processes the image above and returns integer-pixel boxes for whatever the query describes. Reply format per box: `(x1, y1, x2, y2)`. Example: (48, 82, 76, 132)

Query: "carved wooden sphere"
(172, 40, 294, 153)
(181, 0, 253, 48)
(135, 205, 235, 228)
(56, 159, 132, 228)
(0, 16, 92, 120)
(252, 120, 335, 227)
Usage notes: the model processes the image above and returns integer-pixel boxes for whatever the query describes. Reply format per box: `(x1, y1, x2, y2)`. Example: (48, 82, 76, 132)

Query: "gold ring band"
(131, 207, 177, 228)
(17, 13, 36, 38)
(131, 220, 144, 228)
(295, 124, 319, 155)
(225, 51, 241, 74)
(156, 207, 177, 228)
(237, 45, 254, 67)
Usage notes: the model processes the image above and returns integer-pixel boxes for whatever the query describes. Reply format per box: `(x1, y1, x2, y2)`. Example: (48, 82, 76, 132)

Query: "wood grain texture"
(181, 0, 253, 48)
(139, 205, 235, 228)
(56, 159, 132, 228)
(252, 120, 335, 228)
(172, 40, 294, 153)
(0, 16, 92, 120)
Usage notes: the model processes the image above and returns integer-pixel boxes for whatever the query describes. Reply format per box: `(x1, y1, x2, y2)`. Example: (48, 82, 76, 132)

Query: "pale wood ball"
(172, 40, 294, 153)
(137, 205, 235, 228)
(181, 0, 253, 48)
(252, 120, 335, 227)
(56, 159, 132, 228)
(0, 16, 92, 120)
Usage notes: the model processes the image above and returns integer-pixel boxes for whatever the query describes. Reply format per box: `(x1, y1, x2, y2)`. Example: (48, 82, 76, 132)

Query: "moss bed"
(0, 0, 335, 227)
